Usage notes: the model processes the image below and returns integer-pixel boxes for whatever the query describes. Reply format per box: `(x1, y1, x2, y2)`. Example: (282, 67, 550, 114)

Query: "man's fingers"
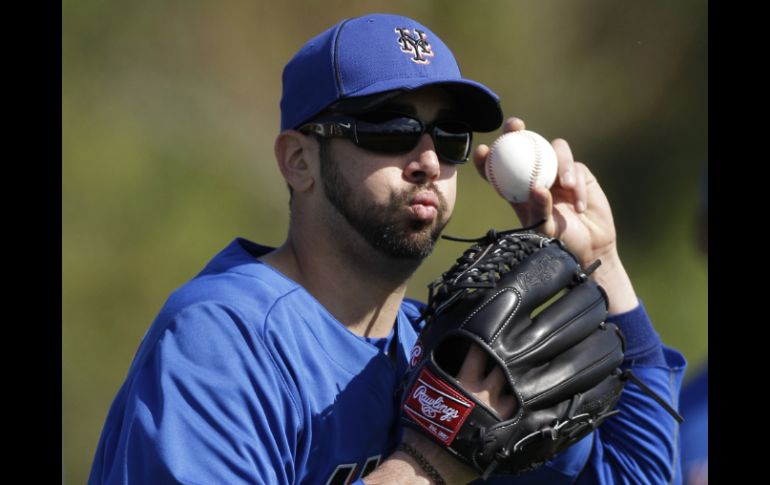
(552, 138, 588, 213)
(503, 117, 526, 133)
(483, 367, 517, 420)
(483, 365, 507, 394)
(553, 138, 576, 188)
(456, 343, 518, 420)
(512, 186, 554, 234)
(473, 144, 490, 181)
(457, 342, 487, 383)
(573, 161, 588, 213)
(493, 395, 517, 420)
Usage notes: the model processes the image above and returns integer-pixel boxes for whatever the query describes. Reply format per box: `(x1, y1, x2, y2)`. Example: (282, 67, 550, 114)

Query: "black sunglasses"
(299, 112, 473, 164)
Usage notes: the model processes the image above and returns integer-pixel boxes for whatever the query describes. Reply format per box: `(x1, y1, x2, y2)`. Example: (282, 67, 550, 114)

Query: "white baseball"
(485, 130, 558, 203)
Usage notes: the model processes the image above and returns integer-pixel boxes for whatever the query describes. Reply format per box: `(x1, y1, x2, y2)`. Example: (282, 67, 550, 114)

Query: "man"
(89, 13, 685, 484)
(679, 170, 708, 485)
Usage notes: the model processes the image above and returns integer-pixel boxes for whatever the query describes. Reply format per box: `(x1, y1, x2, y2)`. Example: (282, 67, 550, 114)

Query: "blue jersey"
(679, 363, 708, 484)
(89, 238, 686, 484)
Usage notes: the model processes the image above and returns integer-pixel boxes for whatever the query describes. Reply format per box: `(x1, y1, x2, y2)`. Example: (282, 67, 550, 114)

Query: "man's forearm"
(364, 430, 476, 485)
(591, 249, 638, 315)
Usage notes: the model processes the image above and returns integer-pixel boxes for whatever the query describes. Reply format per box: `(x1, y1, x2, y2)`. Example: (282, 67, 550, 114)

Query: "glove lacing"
(422, 221, 548, 322)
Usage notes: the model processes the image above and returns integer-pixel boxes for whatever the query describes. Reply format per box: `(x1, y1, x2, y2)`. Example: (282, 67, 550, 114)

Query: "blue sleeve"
(679, 364, 708, 483)
(88, 302, 303, 484)
(483, 303, 687, 485)
(573, 346, 686, 485)
(574, 304, 687, 485)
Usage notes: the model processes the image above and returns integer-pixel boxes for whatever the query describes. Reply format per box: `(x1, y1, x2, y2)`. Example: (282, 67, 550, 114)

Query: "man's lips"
(409, 191, 440, 221)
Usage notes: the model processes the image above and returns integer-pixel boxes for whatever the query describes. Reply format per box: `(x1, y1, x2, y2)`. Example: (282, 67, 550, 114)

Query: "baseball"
(485, 130, 558, 203)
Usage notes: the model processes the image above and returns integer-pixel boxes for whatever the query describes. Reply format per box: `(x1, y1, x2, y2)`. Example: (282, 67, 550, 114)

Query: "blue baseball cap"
(280, 13, 504, 132)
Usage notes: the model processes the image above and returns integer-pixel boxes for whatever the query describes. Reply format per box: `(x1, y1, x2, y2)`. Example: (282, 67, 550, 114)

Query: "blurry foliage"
(63, 0, 707, 483)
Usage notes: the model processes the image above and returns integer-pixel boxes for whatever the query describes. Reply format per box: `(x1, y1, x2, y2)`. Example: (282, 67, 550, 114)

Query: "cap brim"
(329, 79, 503, 133)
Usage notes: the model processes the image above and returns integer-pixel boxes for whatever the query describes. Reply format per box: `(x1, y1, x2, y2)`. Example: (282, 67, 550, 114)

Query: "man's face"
(318, 87, 460, 260)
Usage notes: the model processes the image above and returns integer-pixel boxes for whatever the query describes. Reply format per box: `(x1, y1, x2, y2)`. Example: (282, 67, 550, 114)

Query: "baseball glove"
(400, 229, 626, 477)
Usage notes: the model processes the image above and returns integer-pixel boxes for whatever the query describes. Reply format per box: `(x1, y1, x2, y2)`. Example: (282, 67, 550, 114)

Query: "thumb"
(512, 186, 554, 234)
(472, 144, 490, 181)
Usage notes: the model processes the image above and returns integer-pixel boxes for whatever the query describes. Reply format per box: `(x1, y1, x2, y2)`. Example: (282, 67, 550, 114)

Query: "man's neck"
(260, 229, 418, 339)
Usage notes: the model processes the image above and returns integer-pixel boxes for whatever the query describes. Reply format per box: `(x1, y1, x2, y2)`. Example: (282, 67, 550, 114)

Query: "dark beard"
(319, 140, 449, 260)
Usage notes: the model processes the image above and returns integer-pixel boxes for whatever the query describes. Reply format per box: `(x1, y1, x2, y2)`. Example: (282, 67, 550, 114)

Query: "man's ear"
(274, 131, 317, 193)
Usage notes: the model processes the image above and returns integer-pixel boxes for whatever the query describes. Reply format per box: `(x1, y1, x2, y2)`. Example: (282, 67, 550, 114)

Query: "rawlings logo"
(395, 27, 434, 64)
(513, 253, 560, 290)
(413, 386, 461, 422)
(402, 367, 475, 445)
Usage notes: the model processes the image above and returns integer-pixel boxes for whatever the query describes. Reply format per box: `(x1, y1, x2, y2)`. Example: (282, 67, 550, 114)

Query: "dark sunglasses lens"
(434, 122, 471, 163)
(352, 116, 471, 163)
(354, 117, 422, 153)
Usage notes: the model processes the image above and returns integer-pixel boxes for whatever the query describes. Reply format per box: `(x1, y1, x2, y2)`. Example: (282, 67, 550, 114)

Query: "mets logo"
(395, 27, 434, 64)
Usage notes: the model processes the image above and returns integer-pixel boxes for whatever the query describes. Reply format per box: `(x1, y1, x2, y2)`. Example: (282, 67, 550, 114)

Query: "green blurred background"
(63, 0, 707, 482)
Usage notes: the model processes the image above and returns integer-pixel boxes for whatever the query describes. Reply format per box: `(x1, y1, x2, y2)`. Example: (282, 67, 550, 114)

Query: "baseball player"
(679, 170, 708, 485)
(89, 14, 686, 484)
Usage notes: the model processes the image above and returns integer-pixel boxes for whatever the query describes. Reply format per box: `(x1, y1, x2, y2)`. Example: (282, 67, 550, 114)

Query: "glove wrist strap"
(621, 370, 684, 422)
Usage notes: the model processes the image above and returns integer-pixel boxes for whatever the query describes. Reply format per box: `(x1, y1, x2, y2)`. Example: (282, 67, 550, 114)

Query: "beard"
(319, 140, 450, 260)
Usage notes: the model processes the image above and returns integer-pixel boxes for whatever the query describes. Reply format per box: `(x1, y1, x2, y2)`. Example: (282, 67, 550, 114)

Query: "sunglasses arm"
(299, 121, 354, 138)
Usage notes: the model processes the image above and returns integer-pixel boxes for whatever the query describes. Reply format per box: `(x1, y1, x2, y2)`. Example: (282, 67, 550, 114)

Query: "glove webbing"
(421, 221, 548, 323)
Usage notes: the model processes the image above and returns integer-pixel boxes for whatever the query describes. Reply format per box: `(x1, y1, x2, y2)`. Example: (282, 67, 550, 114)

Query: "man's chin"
(374, 222, 445, 261)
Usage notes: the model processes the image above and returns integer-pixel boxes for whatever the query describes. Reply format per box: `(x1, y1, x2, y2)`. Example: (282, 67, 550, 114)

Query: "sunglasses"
(299, 112, 473, 164)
